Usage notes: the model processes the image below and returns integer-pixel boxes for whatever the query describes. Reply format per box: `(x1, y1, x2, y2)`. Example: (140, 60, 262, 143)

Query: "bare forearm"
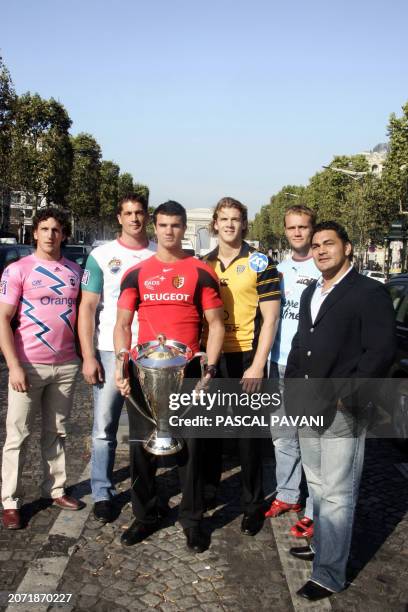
(251, 316, 279, 370)
(205, 322, 224, 366)
(78, 303, 97, 359)
(113, 322, 132, 354)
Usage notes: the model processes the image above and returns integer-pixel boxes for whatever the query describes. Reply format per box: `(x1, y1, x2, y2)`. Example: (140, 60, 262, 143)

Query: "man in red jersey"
(114, 201, 224, 553)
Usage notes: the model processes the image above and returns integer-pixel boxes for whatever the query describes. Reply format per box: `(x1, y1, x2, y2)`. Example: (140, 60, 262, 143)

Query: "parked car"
(0, 244, 34, 277)
(361, 269, 386, 283)
(380, 274, 408, 449)
(61, 244, 91, 268)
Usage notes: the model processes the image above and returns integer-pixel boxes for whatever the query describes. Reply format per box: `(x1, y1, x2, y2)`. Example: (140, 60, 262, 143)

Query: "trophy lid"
(133, 334, 192, 369)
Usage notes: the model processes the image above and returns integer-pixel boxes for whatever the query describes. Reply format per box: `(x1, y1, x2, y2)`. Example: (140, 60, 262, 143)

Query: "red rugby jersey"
(118, 255, 222, 352)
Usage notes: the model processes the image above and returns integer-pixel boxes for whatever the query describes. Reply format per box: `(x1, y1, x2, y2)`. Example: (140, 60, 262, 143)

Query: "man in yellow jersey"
(203, 197, 280, 535)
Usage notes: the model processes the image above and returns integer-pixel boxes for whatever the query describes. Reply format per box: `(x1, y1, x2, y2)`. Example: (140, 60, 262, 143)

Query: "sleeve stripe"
(259, 290, 281, 298)
(257, 278, 276, 287)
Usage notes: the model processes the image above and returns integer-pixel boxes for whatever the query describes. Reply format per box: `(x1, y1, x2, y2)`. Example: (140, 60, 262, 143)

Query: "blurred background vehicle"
(61, 244, 92, 268)
(0, 244, 34, 277)
(361, 269, 386, 283)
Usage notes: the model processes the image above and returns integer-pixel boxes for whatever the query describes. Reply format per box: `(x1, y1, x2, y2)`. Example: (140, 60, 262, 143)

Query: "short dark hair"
(210, 197, 248, 238)
(284, 204, 316, 227)
(312, 220, 351, 246)
(153, 201, 187, 226)
(116, 193, 149, 216)
(32, 207, 71, 237)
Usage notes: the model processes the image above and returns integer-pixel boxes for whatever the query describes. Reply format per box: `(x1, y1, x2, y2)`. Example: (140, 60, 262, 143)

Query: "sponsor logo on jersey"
(40, 297, 77, 306)
(81, 270, 90, 286)
(236, 265, 246, 274)
(69, 276, 76, 287)
(32, 279, 43, 287)
(172, 275, 185, 289)
(144, 275, 165, 290)
(249, 252, 268, 273)
(2, 268, 10, 278)
(143, 293, 189, 302)
(108, 257, 122, 274)
(0, 280, 7, 294)
(296, 275, 315, 286)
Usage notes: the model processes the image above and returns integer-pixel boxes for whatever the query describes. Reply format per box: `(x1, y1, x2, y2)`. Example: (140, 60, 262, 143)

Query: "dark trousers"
(127, 360, 204, 528)
(204, 351, 264, 514)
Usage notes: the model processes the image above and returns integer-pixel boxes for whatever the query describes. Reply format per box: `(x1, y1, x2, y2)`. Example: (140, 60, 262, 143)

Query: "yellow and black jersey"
(202, 242, 280, 352)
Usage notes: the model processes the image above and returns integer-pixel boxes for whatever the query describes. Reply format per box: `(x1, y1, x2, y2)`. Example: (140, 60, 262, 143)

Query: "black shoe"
(297, 580, 334, 601)
(289, 545, 315, 561)
(93, 500, 114, 524)
(241, 511, 264, 536)
(121, 518, 158, 546)
(183, 526, 208, 553)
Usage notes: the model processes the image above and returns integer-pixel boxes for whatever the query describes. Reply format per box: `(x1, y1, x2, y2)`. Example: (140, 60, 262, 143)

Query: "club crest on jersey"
(172, 275, 185, 289)
(108, 258, 122, 274)
(236, 265, 246, 274)
(249, 252, 268, 273)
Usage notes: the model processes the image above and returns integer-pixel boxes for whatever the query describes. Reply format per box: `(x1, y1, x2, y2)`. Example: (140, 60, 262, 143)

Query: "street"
(0, 359, 408, 612)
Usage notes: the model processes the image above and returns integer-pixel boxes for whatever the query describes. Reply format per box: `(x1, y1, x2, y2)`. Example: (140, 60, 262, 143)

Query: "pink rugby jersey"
(0, 254, 82, 364)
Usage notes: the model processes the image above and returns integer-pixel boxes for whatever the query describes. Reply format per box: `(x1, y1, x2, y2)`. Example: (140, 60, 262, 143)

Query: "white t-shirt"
(81, 238, 156, 350)
(270, 256, 320, 366)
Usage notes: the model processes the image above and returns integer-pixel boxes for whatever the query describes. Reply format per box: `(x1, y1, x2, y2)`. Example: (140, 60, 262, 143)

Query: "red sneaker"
(290, 517, 314, 538)
(265, 498, 302, 518)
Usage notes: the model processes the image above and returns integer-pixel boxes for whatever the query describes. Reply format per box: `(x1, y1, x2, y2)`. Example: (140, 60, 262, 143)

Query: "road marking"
(264, 460, 332, 612)
(6, 463, 93, 612)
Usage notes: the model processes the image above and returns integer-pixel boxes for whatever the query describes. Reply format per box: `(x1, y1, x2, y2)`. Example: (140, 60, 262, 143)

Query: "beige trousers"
(1, 361, 79, 509)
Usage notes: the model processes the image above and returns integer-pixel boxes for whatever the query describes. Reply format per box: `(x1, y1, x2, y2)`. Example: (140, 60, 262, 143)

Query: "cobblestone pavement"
(1, 360, 408, 611)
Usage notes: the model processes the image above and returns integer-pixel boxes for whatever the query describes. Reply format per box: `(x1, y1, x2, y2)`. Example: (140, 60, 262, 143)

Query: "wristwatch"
(115, 348, 129, 361)
(204, 364, 217, 378)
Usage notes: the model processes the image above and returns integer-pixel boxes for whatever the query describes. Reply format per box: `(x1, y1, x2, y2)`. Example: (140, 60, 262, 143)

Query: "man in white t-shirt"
(265, 205, 319, 539)
(78, 194, 156, 523)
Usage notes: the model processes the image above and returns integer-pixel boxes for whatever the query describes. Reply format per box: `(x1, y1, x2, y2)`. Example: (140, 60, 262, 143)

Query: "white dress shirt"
(310, 265, 353, 324)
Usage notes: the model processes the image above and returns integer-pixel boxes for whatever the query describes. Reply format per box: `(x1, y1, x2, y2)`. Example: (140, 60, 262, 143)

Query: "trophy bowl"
(126, 334, 206, 456)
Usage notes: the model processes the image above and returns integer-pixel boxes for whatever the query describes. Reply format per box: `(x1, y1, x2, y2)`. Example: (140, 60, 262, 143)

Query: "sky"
(1, 0, 408, 216)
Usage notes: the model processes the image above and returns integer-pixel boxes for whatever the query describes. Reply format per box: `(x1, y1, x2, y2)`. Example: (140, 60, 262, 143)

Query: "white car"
(361, 270, 386, 283)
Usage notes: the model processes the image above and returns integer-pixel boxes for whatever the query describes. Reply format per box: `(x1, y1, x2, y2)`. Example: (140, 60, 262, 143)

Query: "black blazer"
(285, 267, 396, 420)
(286, 267, 396, 379)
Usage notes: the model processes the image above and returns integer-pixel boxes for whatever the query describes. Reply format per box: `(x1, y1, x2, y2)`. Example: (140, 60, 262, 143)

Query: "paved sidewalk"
(1, 364, 408, 611)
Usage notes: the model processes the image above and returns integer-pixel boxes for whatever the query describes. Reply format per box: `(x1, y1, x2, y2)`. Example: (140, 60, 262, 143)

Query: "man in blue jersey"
(265, 205, 319, 539)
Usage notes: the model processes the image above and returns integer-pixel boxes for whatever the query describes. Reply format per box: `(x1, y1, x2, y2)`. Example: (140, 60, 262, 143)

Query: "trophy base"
(143, 431, 184, 456)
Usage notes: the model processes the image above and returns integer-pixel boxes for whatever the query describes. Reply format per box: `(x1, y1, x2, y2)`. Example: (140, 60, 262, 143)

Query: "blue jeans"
(299, 409, 367, 592)
(269, 363, 313, 519)
(91, 351, 124, 502)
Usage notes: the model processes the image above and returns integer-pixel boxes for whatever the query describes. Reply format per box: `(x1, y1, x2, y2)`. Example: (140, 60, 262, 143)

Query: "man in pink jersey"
(0, 207, 83, 530)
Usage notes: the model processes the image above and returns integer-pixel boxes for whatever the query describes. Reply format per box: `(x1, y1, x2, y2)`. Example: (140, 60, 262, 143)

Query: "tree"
(0, 56, 17, 228)
(382, 101, 408, 217)
(67, 133, 101, 221)
(11, 93, 73, 210)
(118, 172, 134, 200)
(133, 182, 149, 203)
(99, 160, 120, 220)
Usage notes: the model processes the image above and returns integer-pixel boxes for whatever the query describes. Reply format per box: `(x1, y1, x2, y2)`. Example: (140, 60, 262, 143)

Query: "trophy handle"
(190, 351, 208, 380)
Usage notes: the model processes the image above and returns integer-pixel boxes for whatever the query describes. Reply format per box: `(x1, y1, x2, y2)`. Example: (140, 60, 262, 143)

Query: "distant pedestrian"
(0, 208, 83, 530)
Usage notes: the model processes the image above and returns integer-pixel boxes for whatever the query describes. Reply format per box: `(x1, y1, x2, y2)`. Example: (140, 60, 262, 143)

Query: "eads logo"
(144, 275, 165, 290)
(172, 275, 185, 289)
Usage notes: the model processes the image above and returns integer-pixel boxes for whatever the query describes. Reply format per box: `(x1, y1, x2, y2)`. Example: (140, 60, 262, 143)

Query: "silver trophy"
(122, 334, 207, 456)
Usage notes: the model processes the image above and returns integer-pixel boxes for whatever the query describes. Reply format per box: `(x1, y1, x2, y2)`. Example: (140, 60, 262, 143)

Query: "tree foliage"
(67, 133, 101, 219)
(10, 93, 73, 209)
(99, 160, 120, 219)
(118, 172, 134, 200)
(0, 56, 17, 197)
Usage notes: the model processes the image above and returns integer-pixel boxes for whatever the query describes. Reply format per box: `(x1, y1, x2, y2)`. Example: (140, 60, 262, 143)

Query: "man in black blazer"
(286, 221, 396, 601)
